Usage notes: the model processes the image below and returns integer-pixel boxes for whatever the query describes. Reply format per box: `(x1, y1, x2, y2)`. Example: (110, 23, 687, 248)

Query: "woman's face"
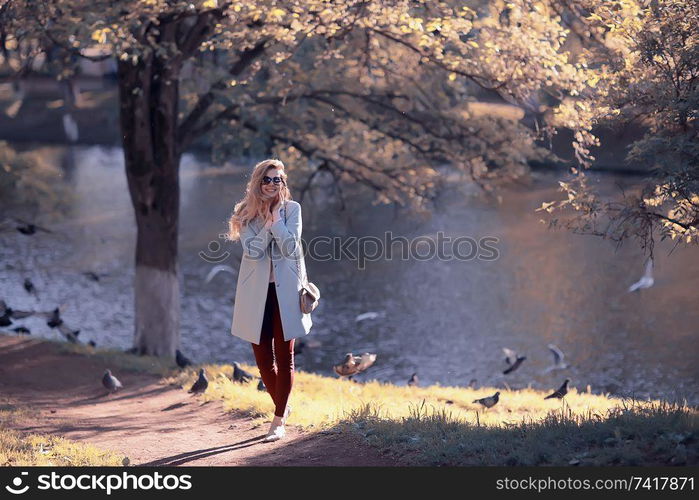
(261, 167, 284, 199)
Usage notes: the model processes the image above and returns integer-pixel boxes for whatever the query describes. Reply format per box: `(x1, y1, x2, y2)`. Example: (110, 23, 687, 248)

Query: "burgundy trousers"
(251, 282, 295, 418)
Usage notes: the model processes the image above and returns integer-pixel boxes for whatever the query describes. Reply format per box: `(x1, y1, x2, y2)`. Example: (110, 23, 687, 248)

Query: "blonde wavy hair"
(227, 159, 292, 241)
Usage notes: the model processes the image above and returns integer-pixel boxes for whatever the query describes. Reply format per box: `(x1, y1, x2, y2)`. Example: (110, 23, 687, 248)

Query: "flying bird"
(62, 112, 79, 142)
(83, 271, 108, 282)
(58, 323, 80, 343)
(293, 337, 322, 355)
(189, 368, 208, 394)
(502, 347, 526, 374)
(355, 352, 377, 373)
(408, 372, 419, 387)
(333, 353, 361, 379)
(473, 391, 500, 409)
(204, 265, 236, 284)
(544, 343, 569, 372)
(232, 362, 254, 383)
(43, 307, 63, 329)
(544, 379, 570, 400)
(102, 369, 123, 392)
(23, 278, 37, 296)
(628, 258, 654, 292)
(355, 311, 384, 322)
(175, 349, 193, 369)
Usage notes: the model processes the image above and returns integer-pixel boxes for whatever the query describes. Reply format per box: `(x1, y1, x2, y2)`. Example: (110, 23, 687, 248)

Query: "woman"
(228, 159, 313, 442)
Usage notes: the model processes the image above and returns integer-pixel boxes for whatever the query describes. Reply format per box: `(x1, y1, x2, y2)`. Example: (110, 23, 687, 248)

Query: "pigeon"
(83, 271, 108, 282)
(102, 369, 123, 392)
(62, 112, 79, 142)
(44, 308, 63, 328)
(355, 311, 384, 322)
(12, 326, 30, 335)
(232, 362, 254, 383)
(294, 337, 322, 354)
(544, 379, 570, 400)
(355, 352, 377, 373)
(544, 343, 569, 372)
(58, 323, 80, 343)
(333, 353, 361, 378)
(15, 221, 52, 235)
(628, 258, 654, 292)
(189, 368, 208, 394)
(503, 355, 526, 375)
(473, 391, 500, 409)
(408, 372, 419, 387)
(175, 349, 193, 369)
(23, 278, 37, 296)
(257, 379, 266, 391)
(0, 312, 11, 327)
(204, 265, 236, 284)
(502, 347, 526, 375)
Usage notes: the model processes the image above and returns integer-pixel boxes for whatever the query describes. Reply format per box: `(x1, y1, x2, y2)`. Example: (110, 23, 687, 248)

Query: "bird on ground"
(502, 347, 526, 375)
(257, 379, 266, 391)
(544, 343, 569, 372)
(544, 379, 570, 400)
(232, 362, 254, 383)
(23, 278, 37, 296)
(408, 372, 419, 387)
(175, 349, 193, 369)
(12, 326, 30, 335)
(102, 369, 123, 392)
(189, 368, 208, 394)
(473, 391, 500, 409)
(628, 258, 654, 292)
(204, 265, 237, 284)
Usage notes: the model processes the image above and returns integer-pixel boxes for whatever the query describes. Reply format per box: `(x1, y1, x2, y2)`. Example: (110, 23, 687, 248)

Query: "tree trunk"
(117, 53, 182, 358)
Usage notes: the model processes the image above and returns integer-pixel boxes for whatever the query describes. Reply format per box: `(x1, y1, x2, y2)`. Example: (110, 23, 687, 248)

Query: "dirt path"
(0, 335, 401, 466)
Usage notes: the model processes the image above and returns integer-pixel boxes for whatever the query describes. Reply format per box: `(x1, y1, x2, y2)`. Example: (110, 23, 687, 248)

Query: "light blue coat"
(230, 200, 313, 344)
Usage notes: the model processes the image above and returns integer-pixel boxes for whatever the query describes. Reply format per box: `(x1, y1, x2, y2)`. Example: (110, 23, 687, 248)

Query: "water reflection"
(1, 145, 696, 405)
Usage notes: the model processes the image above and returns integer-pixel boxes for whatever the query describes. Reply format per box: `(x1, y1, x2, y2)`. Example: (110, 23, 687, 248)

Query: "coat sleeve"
(270, 202, 302, 258)
(239, 220, 273, 260)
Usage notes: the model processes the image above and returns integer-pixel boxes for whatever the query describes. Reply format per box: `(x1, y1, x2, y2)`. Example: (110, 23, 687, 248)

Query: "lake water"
(1, 145, 697, 405)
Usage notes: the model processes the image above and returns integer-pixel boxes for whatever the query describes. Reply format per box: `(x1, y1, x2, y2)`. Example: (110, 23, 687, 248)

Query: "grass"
(2, 335, 697, 466)
(167, 360, 698, 466)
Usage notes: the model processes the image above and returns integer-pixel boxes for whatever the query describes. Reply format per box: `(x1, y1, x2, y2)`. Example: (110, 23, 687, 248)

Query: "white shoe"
(262, 425, 286, 443)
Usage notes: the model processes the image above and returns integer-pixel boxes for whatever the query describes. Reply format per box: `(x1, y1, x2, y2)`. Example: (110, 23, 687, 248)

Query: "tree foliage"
(1, 0, 600, 210)
(538, 0, 699, 255)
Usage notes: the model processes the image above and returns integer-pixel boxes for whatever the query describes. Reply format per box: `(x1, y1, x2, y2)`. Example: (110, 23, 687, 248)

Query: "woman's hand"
(264, 200, 282, 229)
(271, 200, 283, 223)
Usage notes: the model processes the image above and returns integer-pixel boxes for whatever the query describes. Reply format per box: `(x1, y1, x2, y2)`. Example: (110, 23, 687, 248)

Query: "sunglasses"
(262, 176, 284, 185)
